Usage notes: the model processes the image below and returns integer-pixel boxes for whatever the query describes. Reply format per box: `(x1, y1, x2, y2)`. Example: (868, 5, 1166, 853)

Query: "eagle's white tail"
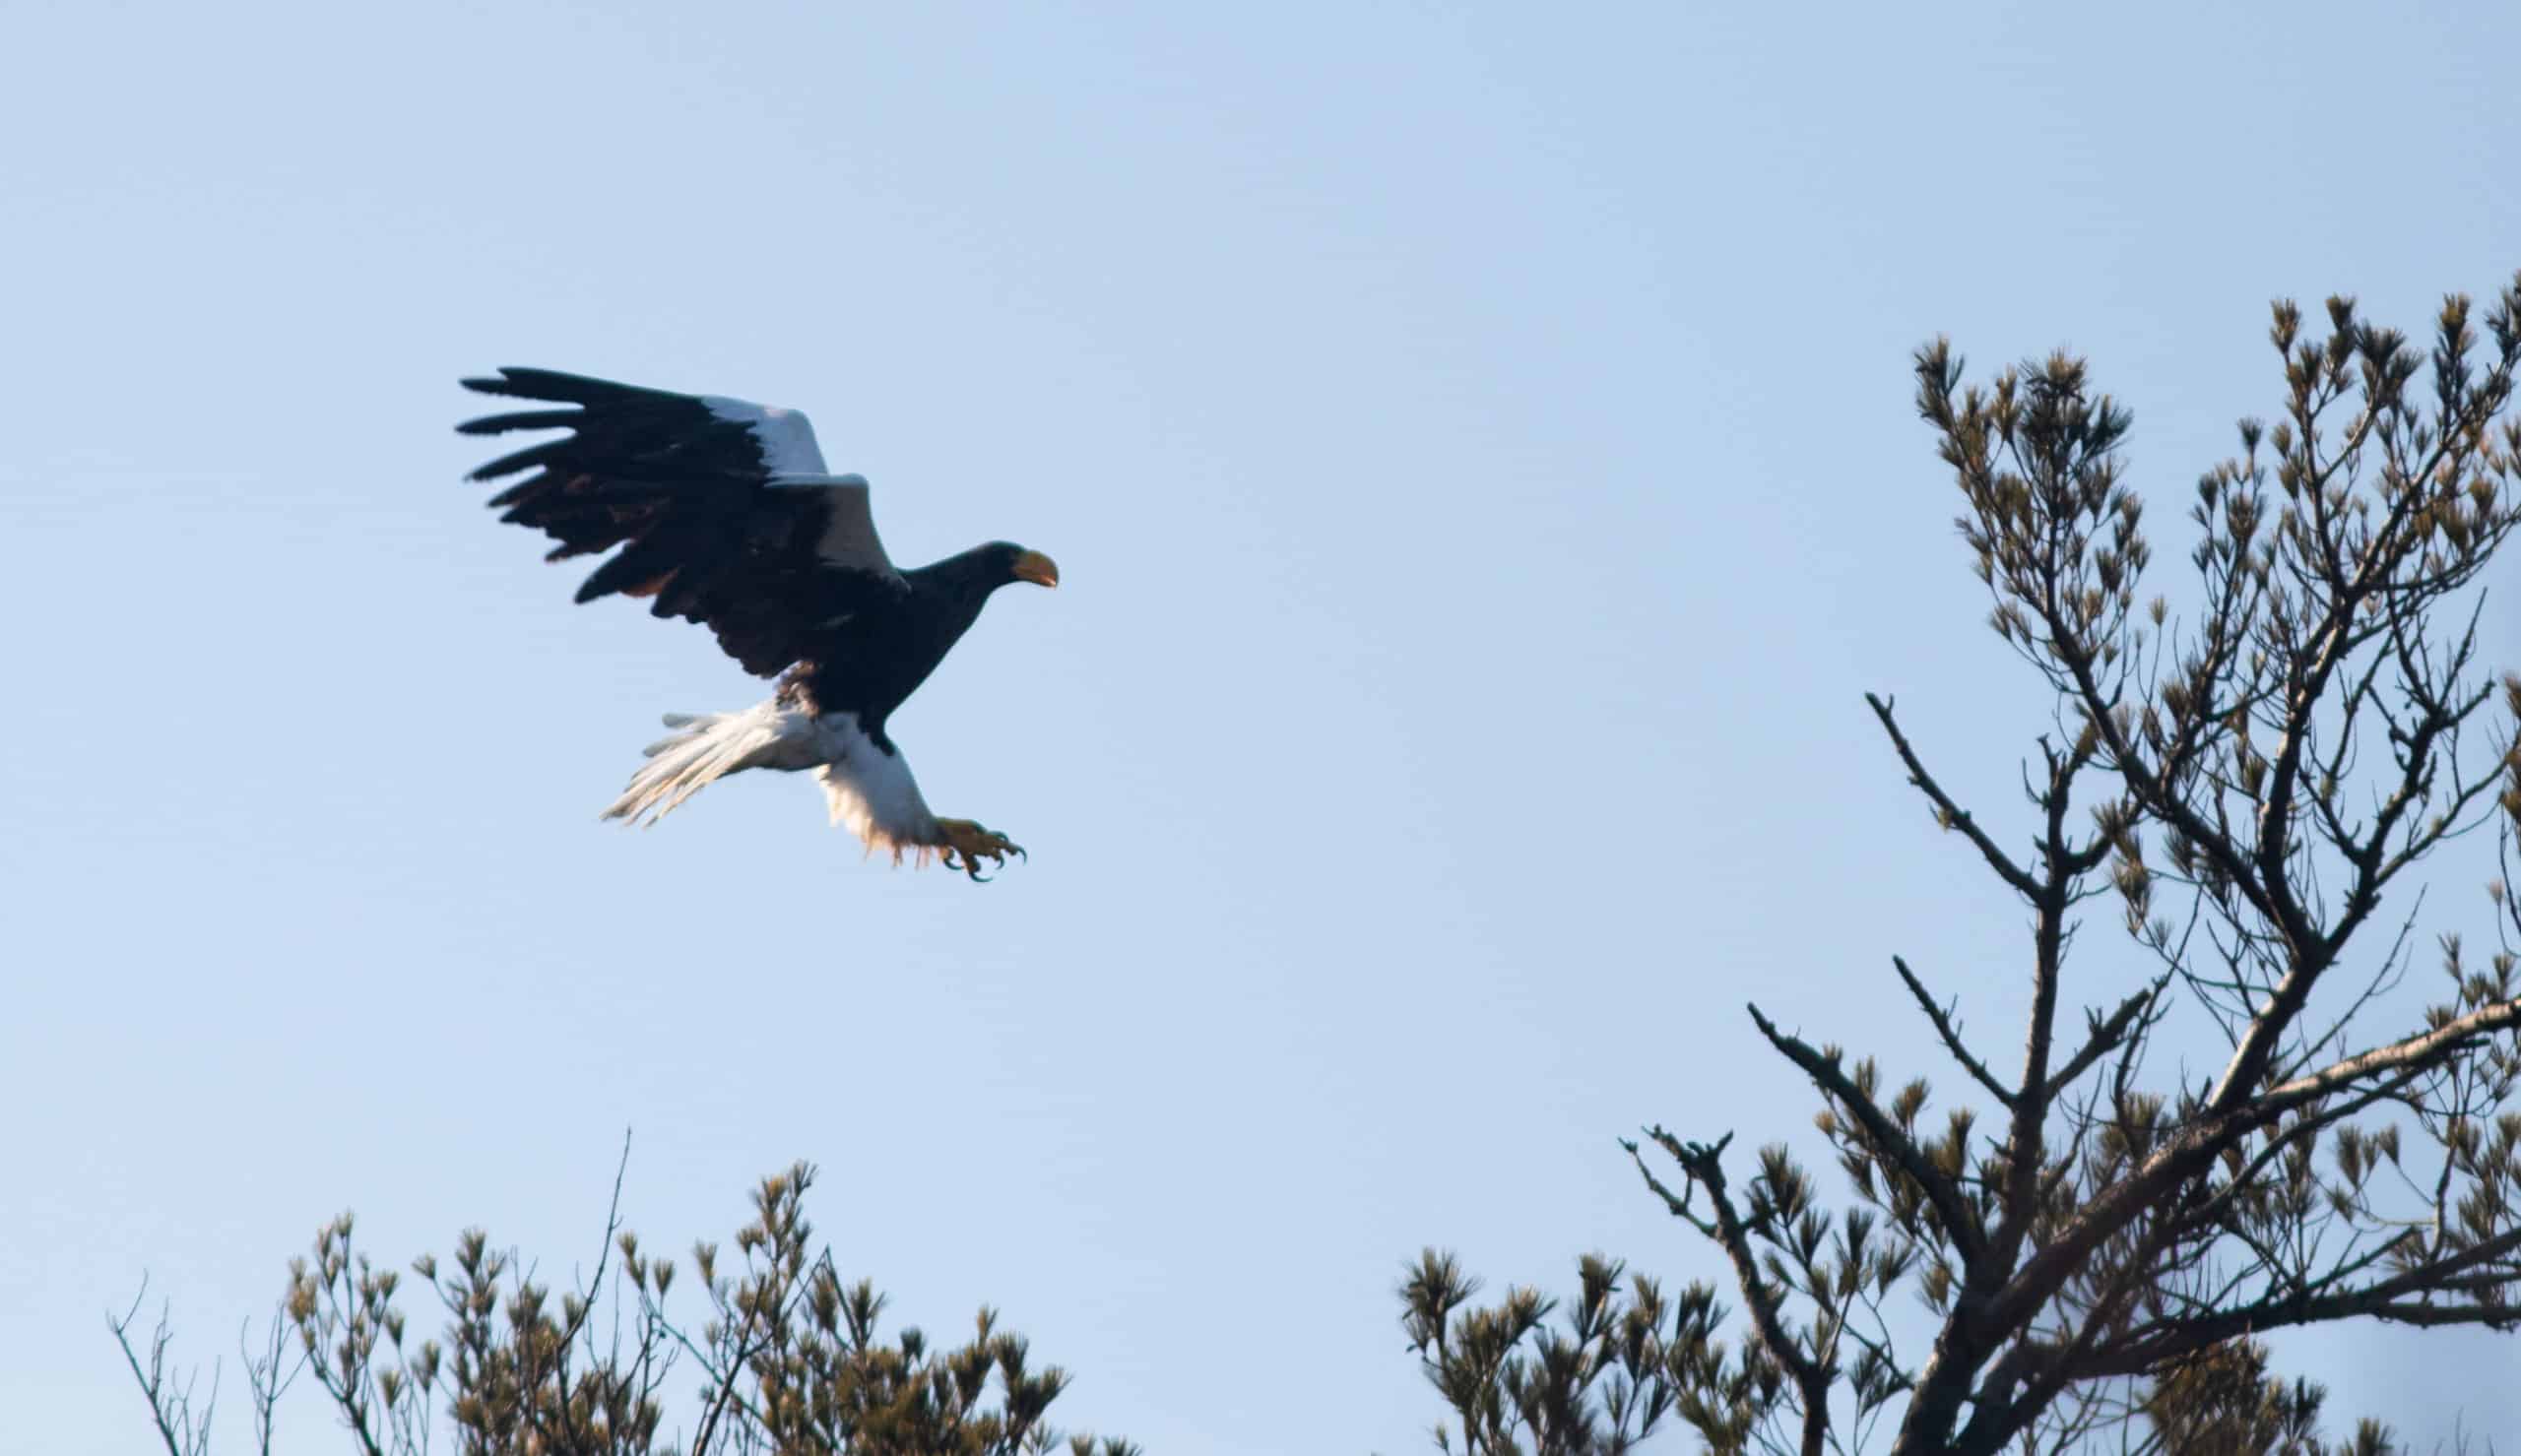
(600, 700, 823, 827)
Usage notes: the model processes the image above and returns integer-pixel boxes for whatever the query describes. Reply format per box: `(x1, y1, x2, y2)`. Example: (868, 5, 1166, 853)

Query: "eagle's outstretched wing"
(459, 367, 906, 676)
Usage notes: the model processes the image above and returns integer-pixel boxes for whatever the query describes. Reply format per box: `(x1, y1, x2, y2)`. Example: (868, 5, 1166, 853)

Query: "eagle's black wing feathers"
(459, 368, 904, 678)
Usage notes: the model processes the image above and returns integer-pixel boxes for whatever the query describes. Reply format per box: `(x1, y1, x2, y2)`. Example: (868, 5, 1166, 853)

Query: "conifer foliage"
(1406, 274, 2521, 1455)
(114, 1159, 1132, 1456)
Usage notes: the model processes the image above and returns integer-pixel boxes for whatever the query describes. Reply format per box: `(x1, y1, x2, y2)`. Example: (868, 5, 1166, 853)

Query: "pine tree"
(1405, 272, 2521, 1456)
(115, 1157, 1133, 1456)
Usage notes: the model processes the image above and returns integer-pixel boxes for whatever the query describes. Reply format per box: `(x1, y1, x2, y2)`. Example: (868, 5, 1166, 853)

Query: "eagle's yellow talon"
(934, 818, 1023, 882)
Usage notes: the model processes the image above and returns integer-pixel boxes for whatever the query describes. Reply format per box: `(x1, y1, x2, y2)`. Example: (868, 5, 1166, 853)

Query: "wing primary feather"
(461, 368, 680, 407)
(576, 536, 695, 603)
(487, 471, 568, 511)
(456, 409, 584, 437)
(466, 439, 577, 481)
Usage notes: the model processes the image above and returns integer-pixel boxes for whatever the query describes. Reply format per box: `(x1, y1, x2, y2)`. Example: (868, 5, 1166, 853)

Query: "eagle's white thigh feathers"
(599, 700, 940, 857)
(811, 718, 941, 858)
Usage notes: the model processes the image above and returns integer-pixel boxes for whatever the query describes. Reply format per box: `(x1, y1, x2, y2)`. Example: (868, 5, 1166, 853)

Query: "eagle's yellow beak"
(1012, 550, 1061, 589)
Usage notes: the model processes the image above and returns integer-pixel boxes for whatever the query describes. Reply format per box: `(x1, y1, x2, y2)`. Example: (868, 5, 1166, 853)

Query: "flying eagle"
(458, 368, 1058, 879)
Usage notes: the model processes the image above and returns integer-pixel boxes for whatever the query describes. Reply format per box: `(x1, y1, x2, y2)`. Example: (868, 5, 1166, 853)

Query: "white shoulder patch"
(763, 471, 870, 490)
(701, 394, 830, 475)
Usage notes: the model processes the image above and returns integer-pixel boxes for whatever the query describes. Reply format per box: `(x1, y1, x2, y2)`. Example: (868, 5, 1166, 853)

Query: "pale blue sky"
(5, 3, 2519, 1451)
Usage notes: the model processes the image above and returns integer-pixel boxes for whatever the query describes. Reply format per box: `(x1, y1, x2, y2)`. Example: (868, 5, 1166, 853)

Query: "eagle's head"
(989, 541, 1061, 591)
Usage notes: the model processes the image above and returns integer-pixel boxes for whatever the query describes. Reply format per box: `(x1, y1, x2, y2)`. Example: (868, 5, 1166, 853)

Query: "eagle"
(458, 367, 1059, 879)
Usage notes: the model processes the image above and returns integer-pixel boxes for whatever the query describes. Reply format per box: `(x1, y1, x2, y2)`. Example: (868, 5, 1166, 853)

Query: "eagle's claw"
(935, 818, 1024, 881)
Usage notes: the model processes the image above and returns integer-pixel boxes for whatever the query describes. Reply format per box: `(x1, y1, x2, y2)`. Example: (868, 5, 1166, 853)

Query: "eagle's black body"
(781, 542, 1039, 750)
(458, 368, 1050, 755)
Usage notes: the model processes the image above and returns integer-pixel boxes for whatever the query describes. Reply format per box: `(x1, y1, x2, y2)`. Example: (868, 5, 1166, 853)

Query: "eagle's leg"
(935, 818, 1025, 881)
